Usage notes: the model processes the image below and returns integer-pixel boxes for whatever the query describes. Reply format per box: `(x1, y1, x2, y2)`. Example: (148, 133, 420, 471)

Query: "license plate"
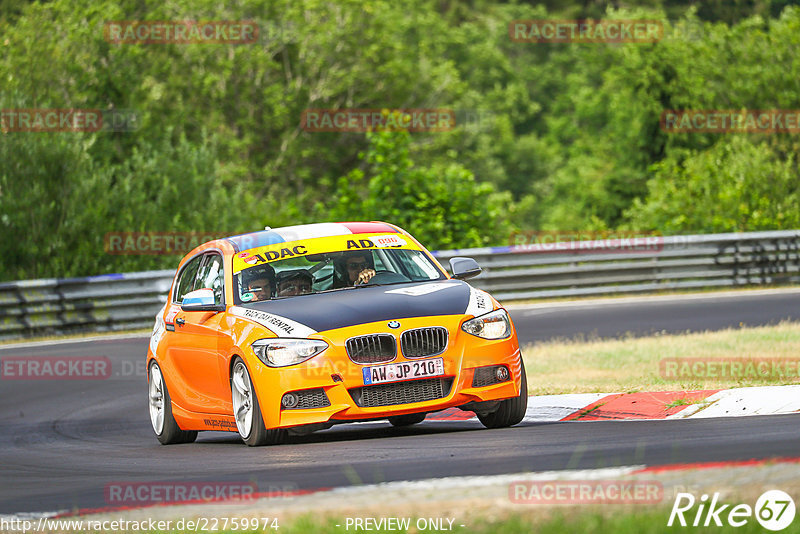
(362, 357, 445, 385)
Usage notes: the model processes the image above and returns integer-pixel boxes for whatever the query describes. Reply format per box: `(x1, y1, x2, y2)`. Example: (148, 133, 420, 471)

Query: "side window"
(194, 254, 225, 305)
(173, 255, 203, 303)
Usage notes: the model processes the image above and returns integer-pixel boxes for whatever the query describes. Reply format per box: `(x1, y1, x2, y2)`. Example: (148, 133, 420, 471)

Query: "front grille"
(349, 377, 453, 408)
(401, 327, 448, 358)
(472, 365, 509, 388)
(346, 334, 396, 364)
(284, 388, 331, 410)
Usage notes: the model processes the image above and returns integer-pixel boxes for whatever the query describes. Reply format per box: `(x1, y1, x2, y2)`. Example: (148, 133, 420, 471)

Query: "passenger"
(275, 269, 314, 297)
(242, 264, 275, 302)
(333, 251, 376, 288)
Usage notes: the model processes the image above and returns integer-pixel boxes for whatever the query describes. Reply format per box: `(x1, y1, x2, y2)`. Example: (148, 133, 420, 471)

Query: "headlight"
(461, 309, 511, 340)
(251, 338, 328, 367)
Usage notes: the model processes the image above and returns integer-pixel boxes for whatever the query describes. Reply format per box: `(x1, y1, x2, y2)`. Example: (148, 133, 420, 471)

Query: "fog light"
(495, 366, 509, 382)
(281, 393, 299, 408)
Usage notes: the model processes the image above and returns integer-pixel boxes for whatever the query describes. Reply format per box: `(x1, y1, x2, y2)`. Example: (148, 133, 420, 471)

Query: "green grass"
(506, 284, 800, 307)
(663, 397, 709, 409)
(521, 321, 800, 395)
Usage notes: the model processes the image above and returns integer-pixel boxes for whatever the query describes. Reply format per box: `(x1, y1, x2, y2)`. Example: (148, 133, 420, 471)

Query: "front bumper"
(245, 314, 522, 429)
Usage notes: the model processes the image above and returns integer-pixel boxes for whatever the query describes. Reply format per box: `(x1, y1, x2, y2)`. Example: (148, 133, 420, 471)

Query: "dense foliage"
(1, 0, 798, 279)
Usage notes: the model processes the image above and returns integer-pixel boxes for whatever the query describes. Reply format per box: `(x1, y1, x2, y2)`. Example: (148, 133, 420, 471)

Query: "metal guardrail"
(437, 230, 800, 301)
(0, 270, 175, 340)
(1, 231, 798, 340)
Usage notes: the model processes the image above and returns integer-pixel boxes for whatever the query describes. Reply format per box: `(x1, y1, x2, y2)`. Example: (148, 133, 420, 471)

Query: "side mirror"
(449, 257, 482, 280)
(181, 288, 225, 312)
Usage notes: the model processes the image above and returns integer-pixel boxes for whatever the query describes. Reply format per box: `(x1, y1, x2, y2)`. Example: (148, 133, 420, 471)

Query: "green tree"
(324, 127, 511, 250)
(626, 136, 800, 232)
(3, 0, 800, 280)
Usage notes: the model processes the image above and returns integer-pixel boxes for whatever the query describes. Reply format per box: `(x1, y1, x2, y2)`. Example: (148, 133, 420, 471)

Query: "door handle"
(176, 317, 186, 327)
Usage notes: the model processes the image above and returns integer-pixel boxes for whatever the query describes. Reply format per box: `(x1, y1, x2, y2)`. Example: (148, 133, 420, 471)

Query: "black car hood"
(237, 279, 479, 334)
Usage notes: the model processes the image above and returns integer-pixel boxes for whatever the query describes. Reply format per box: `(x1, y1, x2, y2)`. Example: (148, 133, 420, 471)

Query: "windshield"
(234, 247, 445, 303)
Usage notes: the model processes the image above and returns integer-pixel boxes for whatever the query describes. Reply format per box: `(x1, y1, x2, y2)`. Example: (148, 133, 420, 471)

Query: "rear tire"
(148, 361, 197, 445)
(388, 412, 427, 427)
(477, 359, 528, 429)
(231, 358, 285, 446)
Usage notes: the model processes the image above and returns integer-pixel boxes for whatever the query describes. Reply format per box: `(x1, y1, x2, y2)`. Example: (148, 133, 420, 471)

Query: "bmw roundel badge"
(388, 321, 400, 329)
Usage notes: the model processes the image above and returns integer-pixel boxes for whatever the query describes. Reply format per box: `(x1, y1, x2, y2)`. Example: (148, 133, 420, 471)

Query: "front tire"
(477, 359, 528, 429)
(388, 412, 427, 427)
(148, 361, 197, 445)
(231, 358, 285, 446)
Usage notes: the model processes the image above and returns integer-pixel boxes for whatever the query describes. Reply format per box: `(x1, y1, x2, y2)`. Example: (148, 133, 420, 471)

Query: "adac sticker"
(232, 233, 422, 274)
(238, 244, 309, 266)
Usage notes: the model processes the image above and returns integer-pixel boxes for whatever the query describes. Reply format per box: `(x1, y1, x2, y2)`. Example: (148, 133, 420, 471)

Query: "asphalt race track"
(512, 289, 800, 343)
(1, 290, 798, 514)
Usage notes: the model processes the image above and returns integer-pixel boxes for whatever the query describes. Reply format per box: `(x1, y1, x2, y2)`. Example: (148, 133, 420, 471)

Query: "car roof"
(224, 221, 401, 252)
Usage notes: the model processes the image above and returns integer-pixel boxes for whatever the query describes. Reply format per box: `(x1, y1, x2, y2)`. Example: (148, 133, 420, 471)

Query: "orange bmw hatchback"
(147, 222, 527, 446)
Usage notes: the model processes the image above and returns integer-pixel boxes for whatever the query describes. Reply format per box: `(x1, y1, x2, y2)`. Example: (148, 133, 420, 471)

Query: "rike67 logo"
(669, 490, 796, 531)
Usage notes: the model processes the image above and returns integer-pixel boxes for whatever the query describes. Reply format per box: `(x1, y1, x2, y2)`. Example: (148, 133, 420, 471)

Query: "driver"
(333, 251, 376, 288)
(275, 269, 313, 297)
(241, 264, 275, 302)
